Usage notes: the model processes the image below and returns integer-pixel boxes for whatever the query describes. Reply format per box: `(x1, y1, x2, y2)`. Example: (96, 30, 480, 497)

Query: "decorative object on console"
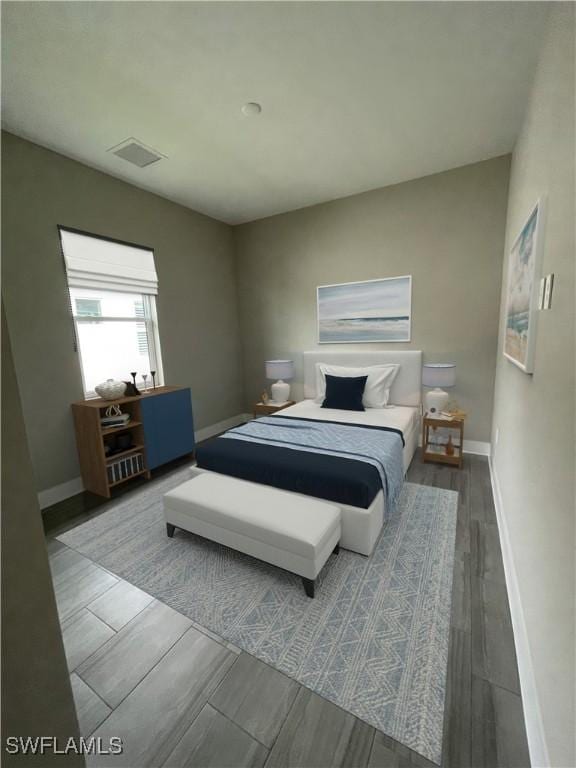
(503, 199, 545, 373)
(317, 276, 412, 343)
(142, 373, 149, 392)
(101, 405, 131, 428)
(422, 363, 456, 415)
(151, 370, 157, 389)
(265, 359, 294, 404)
(94, 379, 127, 400)
(116, 433, 133, 451)
(130, 371, 137, 388)
(104, 433, 135, 457)
(124, 381, 141, 396)
(261, 390, 269, 405)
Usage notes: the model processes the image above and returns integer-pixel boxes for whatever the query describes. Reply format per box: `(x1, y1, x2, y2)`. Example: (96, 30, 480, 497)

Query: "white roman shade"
(60, 228, 158, 295)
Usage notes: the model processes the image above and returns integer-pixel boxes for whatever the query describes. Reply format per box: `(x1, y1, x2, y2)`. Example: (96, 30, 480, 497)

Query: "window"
(75, 298, 102, 318)
(60, 228, 163, 396)
(134, 300, 149, 355)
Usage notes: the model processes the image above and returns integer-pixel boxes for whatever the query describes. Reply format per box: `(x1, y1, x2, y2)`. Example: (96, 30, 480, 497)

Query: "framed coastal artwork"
(503, 200, 545, 373)
(317, 275, 412, 343)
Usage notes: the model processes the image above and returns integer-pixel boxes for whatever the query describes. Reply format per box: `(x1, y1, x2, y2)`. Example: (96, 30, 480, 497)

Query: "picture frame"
(317, 275, 412, 344)
(503, 199, 546, 373)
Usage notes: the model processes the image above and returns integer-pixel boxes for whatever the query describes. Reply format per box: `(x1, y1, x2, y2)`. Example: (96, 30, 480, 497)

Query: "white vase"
(270, 379, 290, 404)
(424, 387, 449, 415)
(95, 379, 127, 400)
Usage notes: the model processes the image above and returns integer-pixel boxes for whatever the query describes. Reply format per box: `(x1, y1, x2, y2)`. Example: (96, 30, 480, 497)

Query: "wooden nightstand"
(253, 400, 296, 418)
(422, 413, 465, 468)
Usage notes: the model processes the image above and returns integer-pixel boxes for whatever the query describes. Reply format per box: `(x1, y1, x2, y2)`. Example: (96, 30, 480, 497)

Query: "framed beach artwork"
(503, 200, 545, 373)
(317, 275, 412, 343)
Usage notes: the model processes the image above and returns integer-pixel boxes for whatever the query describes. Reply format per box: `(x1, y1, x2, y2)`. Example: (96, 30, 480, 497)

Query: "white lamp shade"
(265, 360, 294, 381)
(422, 363, 456, 388)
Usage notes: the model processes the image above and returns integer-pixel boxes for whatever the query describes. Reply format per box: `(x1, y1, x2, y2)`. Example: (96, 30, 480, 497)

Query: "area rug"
(58, 467, 457, 764)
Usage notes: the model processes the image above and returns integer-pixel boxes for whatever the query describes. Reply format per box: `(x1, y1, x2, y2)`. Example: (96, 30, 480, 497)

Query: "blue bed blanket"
(219, 416, 405, 511)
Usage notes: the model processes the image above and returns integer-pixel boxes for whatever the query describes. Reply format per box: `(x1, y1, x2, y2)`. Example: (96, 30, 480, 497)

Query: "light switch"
(543, 273, 554, 310)
(538, 277, 546, 310)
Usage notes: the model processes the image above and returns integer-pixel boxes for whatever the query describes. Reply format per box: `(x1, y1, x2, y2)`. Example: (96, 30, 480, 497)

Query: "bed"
(193, 351, 422, 555)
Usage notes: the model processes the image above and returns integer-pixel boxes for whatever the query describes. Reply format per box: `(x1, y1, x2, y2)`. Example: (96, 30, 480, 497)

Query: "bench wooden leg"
(333, 542, 340, 555)
(166, 523, 176, 538)
(302, 578, 315, 598)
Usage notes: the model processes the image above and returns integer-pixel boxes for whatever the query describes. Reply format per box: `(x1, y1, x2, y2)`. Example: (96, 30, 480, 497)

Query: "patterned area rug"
(58, 467, 457, 764)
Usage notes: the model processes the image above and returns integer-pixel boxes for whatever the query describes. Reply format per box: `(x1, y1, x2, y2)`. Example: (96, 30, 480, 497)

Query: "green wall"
(234, 156, 511, 443)
(490, 6, 575, 765)
(1, 303, 84, 766)
(1, 131, 244, 494)
(2, 132, 513, 495)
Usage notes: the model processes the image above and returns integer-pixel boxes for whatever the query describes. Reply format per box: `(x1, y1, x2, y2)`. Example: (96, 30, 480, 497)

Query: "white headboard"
(303, 350, 422, 407)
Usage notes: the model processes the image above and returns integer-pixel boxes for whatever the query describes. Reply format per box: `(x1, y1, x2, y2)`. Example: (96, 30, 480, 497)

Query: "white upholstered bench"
(163, 473, 341, 598)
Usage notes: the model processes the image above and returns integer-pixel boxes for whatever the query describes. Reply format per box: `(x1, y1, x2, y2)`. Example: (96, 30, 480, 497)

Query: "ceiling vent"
(107, 138, 166, 168)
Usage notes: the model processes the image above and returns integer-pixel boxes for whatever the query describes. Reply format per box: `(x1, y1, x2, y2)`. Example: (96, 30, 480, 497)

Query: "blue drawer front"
(141, 389, 194, 470)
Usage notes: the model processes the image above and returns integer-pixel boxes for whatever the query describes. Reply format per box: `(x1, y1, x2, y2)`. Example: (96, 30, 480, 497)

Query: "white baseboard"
(489, 457, 549, 768)
(38, 477, 84, 510)
(463, 439, 491, 456)
(417, 435, 491, 456)
(38, 412, 252, 510)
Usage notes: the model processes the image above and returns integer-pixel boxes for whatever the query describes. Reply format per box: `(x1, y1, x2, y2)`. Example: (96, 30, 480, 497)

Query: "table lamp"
(265, 360, 294, 404)
(422, 363, 456, 414)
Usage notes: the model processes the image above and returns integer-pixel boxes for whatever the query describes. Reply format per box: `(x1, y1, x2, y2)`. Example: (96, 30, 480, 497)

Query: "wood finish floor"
(44, 452, 530, 767)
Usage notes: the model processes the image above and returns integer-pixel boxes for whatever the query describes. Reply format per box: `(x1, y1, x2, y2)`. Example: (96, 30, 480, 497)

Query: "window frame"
(59, 225, 164, 399)
(72, 291, 164, 398)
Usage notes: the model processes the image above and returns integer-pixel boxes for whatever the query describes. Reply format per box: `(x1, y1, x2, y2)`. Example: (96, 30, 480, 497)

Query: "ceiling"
(2, 2, 548, 225)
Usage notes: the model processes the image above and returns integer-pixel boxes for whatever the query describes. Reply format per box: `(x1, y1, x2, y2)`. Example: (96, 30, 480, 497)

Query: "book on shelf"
(438, 410, 467, 421)
(427, 435, 462, 447)
(107, 453, 144, 484)
(426, 443, 461, 455)
(425, 444, 447, 455)
(101, 414, 131, 427)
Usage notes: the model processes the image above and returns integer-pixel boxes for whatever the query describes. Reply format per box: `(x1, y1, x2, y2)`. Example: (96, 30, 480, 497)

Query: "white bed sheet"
(277, 399, 420, 438)
(278, 399, 420, 476)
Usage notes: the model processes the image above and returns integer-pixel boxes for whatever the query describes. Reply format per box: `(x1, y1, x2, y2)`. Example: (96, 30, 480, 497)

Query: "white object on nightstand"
(265, 359, 294, 404)
(422, 363, 456, 415)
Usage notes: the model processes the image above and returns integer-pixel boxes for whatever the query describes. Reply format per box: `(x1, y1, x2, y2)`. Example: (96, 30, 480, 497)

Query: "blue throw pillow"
(322, 374, 367, 411)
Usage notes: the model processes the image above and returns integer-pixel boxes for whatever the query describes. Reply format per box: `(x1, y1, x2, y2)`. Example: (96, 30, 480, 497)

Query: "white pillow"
(315, 363, 400, 408)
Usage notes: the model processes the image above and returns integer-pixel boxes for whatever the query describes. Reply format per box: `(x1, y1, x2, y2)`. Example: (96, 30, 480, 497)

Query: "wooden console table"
(72, 385, 194, 497)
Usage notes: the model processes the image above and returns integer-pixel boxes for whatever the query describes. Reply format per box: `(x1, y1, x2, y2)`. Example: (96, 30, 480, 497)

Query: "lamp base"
(270, 380, 290, 404)
(425, 388, 449, 415)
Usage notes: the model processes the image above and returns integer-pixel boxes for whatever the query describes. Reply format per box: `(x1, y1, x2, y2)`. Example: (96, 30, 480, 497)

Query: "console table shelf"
(101, 421, 143, 437)
(105, 444, 145, 463)
(72, 385, 194, 498)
